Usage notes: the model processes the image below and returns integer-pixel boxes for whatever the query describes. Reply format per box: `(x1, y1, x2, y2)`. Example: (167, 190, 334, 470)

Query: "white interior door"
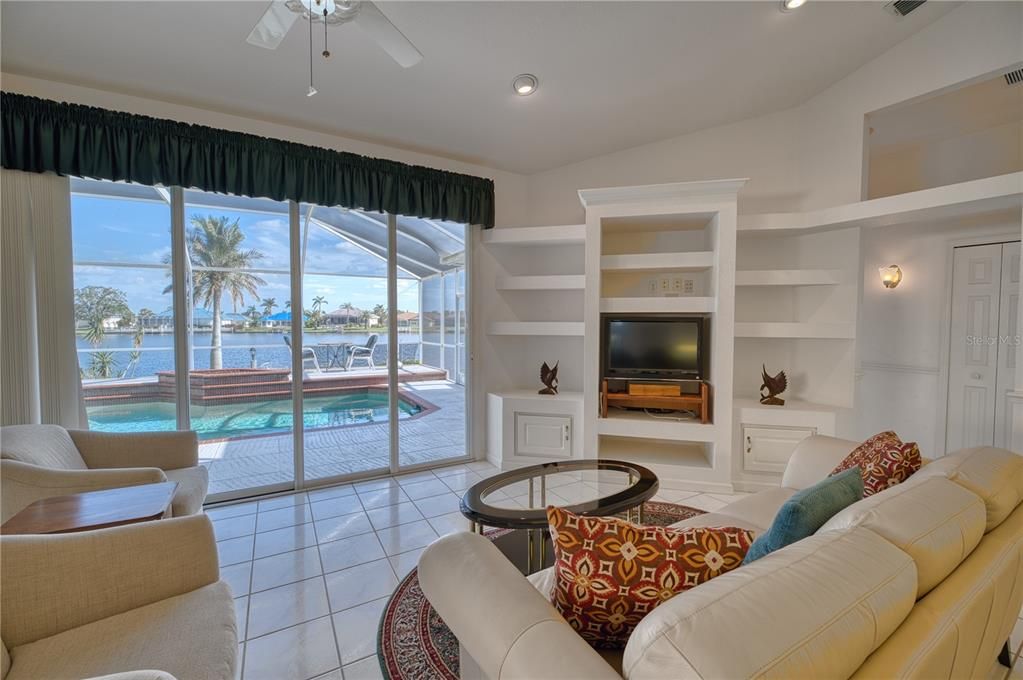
(995, 242, 1020, 448)
(946, 243, 1004, 451)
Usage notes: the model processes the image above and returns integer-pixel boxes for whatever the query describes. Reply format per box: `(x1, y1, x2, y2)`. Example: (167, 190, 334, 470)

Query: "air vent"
(883, 0, 926, 17)
(1006, 68, 1023, 86)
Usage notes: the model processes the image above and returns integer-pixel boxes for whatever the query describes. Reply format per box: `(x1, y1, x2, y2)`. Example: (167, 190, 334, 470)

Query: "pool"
(86, 390, 424, 441)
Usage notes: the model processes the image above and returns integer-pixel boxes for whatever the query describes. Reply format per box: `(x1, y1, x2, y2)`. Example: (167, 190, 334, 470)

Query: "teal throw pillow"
(743, 466, 863, 564)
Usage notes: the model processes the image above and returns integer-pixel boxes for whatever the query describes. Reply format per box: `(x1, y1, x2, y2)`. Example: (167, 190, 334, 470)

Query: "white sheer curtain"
(1, 169, 83, 427)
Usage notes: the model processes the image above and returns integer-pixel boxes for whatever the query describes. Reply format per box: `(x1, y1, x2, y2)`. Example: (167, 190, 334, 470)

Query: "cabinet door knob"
(746, 435, 752, 453)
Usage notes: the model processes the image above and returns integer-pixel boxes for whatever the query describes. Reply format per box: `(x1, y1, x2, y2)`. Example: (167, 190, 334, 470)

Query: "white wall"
(855, 212, 1022, 456)
(521, 2, 1023, 226)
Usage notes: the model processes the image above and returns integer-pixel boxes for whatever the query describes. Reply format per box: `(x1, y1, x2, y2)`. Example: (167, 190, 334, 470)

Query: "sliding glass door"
(395, 217, 469, 471)
(69, 179, 471, 501)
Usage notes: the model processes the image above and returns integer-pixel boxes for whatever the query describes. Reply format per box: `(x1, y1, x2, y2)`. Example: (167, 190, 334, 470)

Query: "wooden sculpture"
(539, 361, 559, 395)
(760, 364, 787, 406)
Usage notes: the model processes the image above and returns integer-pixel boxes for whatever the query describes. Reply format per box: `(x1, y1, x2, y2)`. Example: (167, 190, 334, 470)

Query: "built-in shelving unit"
(738, 172, 1022, 234)
(496, 275, 585, 290)
(596, 411, 717, 442)
(734, 322, 856, 339)
(599, 297, 715, 314)
(574, 179, 745, 487)
(601, 251, 714, 272)
(735, 269, 843, 286)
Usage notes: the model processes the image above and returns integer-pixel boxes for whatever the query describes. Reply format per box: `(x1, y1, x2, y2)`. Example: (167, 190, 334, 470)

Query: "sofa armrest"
(780, 435, 858, 489)
(419, 532, 620, 680)
(1, 460, 167, 523)
(69, 429, 199, 471)
(1, 514, 220, 648)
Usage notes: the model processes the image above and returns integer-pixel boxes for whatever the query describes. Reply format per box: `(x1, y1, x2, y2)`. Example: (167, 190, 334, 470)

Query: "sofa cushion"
(821, 476, 985, 598)
(164, 466, 209, 516)
(6, 581, 236, 680)
(852, 500, 1023, 680)
(743, 466, 863, 564)
(547, 506, 753, 648)
(910, 446, 1023, 532)
(0, 425, 87, 470)
(831, 431, 922, 497)
(622, 527, 918, 680)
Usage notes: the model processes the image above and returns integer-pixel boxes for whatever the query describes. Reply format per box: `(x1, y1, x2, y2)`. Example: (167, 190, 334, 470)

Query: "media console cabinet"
(600, 379, 710, 424)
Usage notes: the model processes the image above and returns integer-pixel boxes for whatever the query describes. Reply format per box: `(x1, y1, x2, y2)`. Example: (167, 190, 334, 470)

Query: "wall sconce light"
(878, 264, 903, 289)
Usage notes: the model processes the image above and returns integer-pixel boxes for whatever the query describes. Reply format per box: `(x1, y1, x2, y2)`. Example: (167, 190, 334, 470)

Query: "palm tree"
(182, 216, 266, 369)
(245, 305, 260, 328)
(88, 351, 118, 379)
(261, 297, 277, 317)
(341, 301, 355, 326)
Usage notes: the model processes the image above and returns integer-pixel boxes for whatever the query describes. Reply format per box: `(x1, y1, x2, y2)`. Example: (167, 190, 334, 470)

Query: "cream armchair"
(0, 425, 208, 523)
(0, 514, 237, 680)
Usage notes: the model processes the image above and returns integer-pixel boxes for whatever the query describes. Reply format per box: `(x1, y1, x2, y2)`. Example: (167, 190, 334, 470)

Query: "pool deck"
(82, 364, 448, 406)
(199, 379, 466, 497)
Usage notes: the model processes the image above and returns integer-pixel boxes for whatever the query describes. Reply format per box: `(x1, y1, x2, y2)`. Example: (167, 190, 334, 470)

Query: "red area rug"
(377, 502, 706, 680)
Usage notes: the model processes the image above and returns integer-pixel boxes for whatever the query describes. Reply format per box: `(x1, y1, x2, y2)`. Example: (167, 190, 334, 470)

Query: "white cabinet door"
(947, 243, 1004, 451)
(995, 242, 1020, 449)
(742, 425, 816, 474)
(515, 413, 572, 458)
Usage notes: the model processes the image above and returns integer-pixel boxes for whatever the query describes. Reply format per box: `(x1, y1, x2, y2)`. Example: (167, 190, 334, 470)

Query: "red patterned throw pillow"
(546, 506, 754, 648)
(830, 430, 922, 496)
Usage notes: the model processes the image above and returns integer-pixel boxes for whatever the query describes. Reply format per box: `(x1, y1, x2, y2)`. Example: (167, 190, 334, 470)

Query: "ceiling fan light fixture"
(781, 0, 807, 11)
(513, 74, 539, 96)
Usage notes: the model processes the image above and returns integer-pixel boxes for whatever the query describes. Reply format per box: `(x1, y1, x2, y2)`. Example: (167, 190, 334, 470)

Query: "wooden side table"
(1, 482, 179, 535)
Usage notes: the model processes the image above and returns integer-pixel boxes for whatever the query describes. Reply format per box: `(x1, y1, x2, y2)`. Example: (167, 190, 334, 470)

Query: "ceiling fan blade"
(246, 0, 299, 50)
(353, 1, 423, 68)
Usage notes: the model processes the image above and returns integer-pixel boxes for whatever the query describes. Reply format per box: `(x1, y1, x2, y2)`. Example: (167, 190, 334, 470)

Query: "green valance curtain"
(1, 92, 495, 227)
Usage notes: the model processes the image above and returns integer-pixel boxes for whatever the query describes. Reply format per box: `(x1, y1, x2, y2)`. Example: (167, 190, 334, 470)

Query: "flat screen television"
(602, 316, 706, 380)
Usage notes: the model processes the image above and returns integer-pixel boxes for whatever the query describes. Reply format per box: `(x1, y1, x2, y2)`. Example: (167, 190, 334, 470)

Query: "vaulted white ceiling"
(1, 1, 958, 174)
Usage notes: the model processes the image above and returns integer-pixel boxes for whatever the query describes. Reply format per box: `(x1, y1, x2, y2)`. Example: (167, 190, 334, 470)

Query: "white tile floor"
(208, 466, 1023, 680)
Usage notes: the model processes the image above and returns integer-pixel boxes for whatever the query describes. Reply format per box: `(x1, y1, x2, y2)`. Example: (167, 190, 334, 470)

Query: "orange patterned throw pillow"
(546, 506, 755, 648)
(830, 430, 922, 496)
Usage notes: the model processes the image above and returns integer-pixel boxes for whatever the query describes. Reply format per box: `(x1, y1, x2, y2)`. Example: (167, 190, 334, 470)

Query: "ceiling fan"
(246, 0, 423, 69)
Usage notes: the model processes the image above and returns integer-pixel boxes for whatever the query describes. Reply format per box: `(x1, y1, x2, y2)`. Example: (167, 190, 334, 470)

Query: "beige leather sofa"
(420, 437, 1023, 679)
(0, 425, 208, 523)
(0, 513, 237, 680)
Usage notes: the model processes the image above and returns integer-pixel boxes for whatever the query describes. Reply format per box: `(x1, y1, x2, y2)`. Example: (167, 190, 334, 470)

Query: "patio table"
(317, 342, 353, 370)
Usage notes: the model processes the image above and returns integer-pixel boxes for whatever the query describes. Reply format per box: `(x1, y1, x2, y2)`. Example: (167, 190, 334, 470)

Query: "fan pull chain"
(323, 8, 331, 59)
(307, 9, 317, 96)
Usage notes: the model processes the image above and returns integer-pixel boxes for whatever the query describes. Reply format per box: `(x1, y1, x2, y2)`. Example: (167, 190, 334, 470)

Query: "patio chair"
(346, 334, 379, 370)
(283, 335, 321, 373)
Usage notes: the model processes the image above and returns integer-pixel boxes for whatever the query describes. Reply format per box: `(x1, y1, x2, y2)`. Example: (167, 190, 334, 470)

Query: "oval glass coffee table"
(460, 460, 658, 574)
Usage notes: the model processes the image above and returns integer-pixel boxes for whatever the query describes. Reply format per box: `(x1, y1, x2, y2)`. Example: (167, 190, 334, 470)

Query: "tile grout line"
(312, 514, 346, 680)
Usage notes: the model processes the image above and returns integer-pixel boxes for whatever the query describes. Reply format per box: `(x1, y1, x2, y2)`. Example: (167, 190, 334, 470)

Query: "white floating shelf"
(597, 412, 717, 442)
(601, 251, 714, 272)
(734, 322, 856, 339)
(489, 389, 584, 402)
(735, 269, 844, 286)
(487, 322, 584, 336)
(738, 172, 1023, 234)
(496, 275, 585, 291)
(481, 224, 586, 246)
(600, 297, 715, 314)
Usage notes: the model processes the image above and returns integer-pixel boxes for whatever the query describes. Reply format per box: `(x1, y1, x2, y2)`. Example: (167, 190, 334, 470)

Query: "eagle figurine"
(539, 361, 559, 395)
(760, 364, 787, 406)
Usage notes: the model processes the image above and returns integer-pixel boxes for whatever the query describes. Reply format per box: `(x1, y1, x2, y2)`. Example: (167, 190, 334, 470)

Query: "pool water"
(87, 391, 423, 441)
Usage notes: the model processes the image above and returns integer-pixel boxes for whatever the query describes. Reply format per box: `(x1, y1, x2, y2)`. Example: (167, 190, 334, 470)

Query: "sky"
(71, 195, 423, 315)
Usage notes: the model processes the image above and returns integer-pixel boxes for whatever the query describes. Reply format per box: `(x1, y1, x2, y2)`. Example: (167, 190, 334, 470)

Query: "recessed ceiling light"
(780, 0, 807, 11)
(512, 74, 539, 96)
